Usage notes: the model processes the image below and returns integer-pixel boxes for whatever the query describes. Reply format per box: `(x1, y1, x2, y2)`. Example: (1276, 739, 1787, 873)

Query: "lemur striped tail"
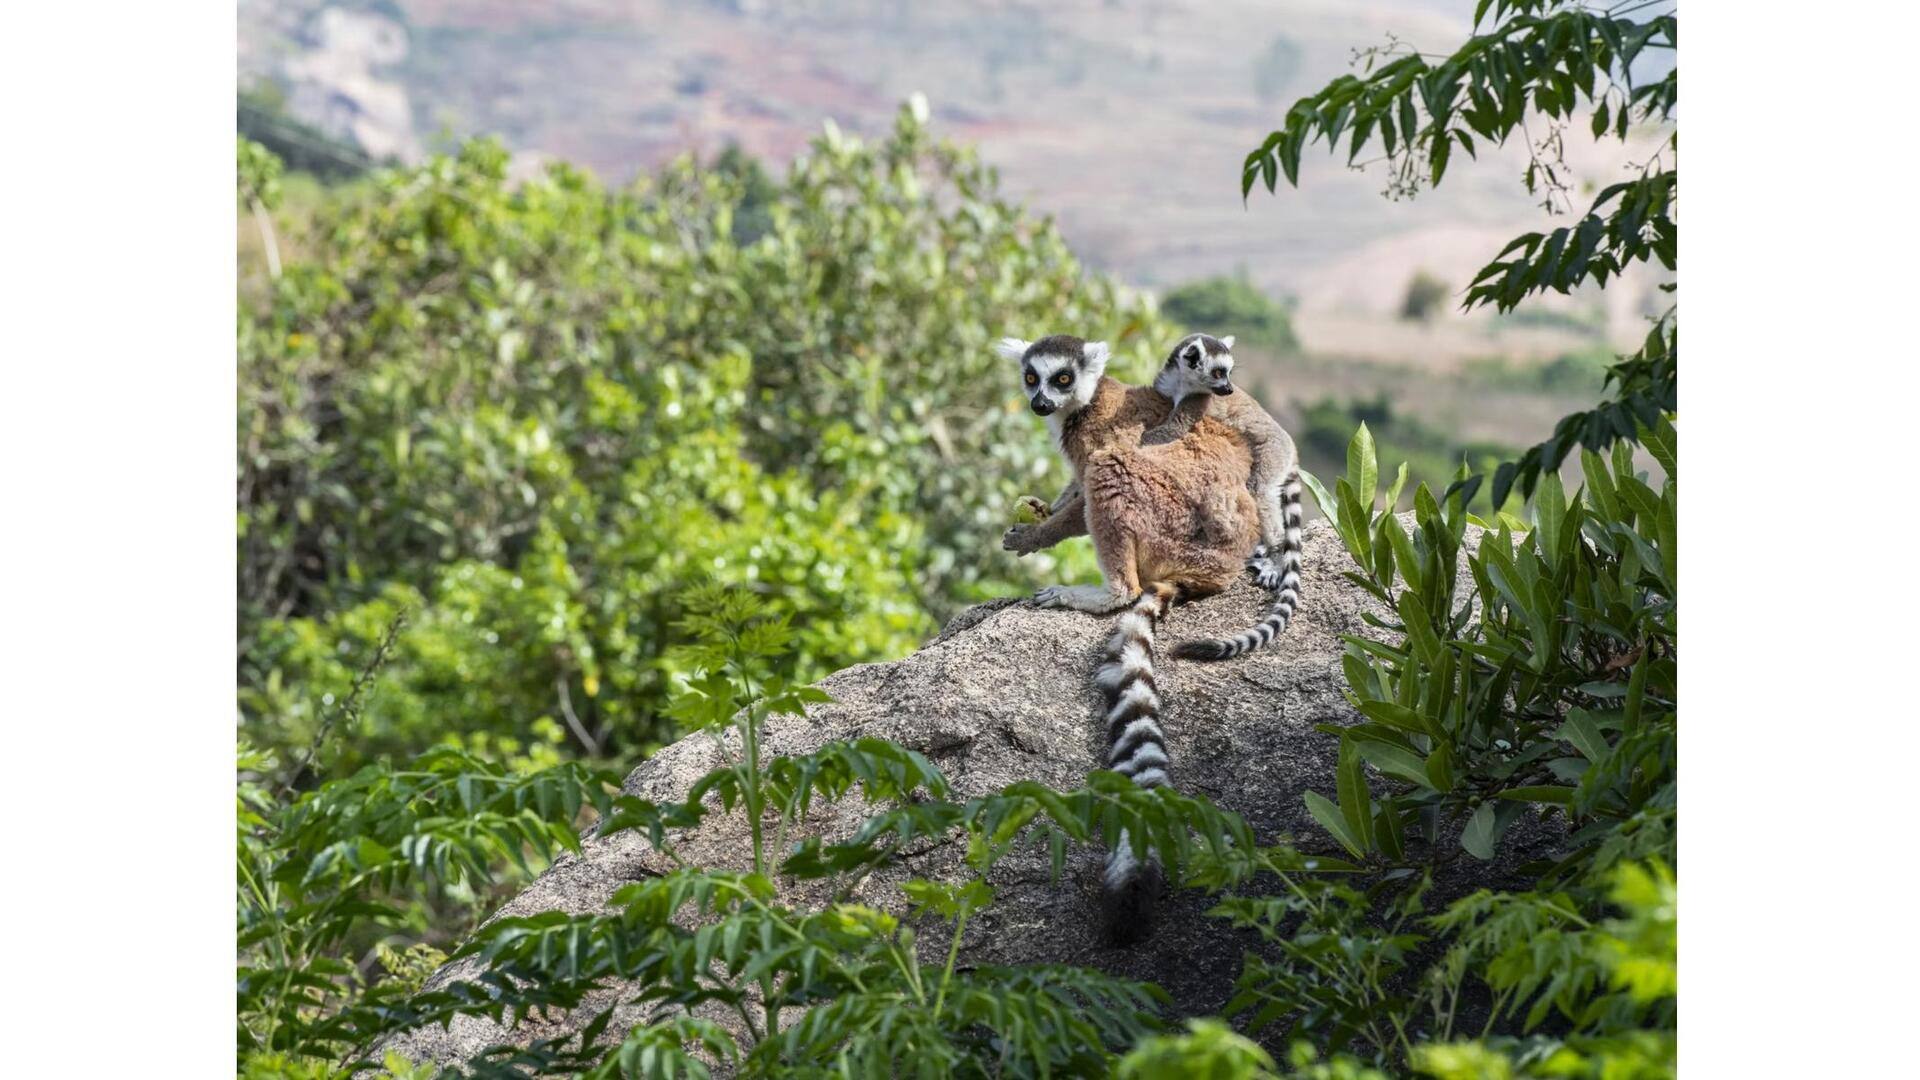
(1095, 581, 1178, 944)
(1173, 473, 1305, 662)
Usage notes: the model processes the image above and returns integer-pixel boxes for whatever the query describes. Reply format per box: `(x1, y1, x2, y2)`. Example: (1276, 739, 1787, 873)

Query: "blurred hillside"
(238, 0, 1671, 346)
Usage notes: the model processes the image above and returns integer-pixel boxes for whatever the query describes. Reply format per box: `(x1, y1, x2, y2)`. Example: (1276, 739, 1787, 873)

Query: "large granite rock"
(390, 517, 1558, 1066)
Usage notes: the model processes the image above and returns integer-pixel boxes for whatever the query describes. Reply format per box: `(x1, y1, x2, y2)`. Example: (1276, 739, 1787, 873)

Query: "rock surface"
(390, 517, 1559, 1065)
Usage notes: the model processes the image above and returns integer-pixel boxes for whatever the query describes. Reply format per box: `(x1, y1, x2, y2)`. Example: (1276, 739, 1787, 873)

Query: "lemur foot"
(1032, 585, 1128, 612)
(1031, 585, 1075, 608)
(1246, 545, 1282, 591)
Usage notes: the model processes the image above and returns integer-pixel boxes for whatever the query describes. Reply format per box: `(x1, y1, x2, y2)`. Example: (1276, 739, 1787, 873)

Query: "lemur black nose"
(1211, 384, 1234, 396)
(1030, 396, 1056, 416)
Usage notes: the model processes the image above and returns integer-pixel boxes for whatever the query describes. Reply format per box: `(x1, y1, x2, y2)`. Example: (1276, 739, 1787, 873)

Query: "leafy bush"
(237, 739, 618, 1071)
(1398, 270, 1450, 322)
(1460, 349, 1612, 395)
(1228, 2, 1677, 1071)
(1159, 274, 1299, 354)
(239, 100, 1166, 767)
(1305, 417, 1676, 876)
(1241, 0, 1676, 504)
(239, 84, 376, 181)
(239, 585, 1269, 1077)
(1296, 395, 1516, 516)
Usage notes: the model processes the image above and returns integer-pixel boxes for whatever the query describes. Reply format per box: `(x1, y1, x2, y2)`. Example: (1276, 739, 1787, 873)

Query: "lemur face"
(995, 335, 1110, 417)
(1166, 333, 1237, 397)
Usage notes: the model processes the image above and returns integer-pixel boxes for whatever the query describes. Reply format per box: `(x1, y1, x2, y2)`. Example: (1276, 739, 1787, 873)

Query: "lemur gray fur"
(1154, 333, 1306, 662)
(1003, 332, 1307, 663)
(992, 333, 1263, 942)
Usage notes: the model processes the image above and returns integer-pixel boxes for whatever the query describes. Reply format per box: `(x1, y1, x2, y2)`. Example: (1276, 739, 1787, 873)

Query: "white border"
(1688, 1, 1920, 1073)
(4, 1, 1917, 1072)
(2, 3, 234, 1072)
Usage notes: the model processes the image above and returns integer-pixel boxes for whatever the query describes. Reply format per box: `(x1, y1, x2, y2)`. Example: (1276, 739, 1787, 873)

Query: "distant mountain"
(238, 0, 1671, 341)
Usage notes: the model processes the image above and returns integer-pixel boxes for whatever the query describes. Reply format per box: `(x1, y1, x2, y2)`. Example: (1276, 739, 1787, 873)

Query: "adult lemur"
(1005, 332, 1306, 662)
(993, 333, 1266, 941)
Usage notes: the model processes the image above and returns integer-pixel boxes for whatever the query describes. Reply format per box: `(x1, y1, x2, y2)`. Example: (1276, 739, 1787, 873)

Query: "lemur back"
(1148, 333, 1307, 662)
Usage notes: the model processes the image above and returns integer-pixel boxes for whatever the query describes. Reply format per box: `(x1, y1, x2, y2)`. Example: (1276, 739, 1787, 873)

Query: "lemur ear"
(993, 337, 1032, 363)
(1219, 335, 1235, 351)
(1081, 340, 1110, 372)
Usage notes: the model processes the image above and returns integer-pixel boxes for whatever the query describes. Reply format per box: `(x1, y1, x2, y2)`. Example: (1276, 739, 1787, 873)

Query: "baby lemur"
(1004, 332, 1306, 662)
(993, 333, 1264, 941)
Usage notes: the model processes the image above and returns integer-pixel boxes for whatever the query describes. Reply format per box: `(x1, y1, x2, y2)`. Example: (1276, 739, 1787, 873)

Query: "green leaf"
(1384, 512, 1423, 596)
(1374, 799, 1406, 861)
(1357, 700, 1433, 737)
(1305, 791, 1367, 858)
(1298, 469, 1337, 522)
(1461, 802, 1497, 859)
(1557, 708, 1611, 762)
(1383, 461, 1410, 512)
(1347, 423, 1378, 517)
(1351, 735, 1435, 790)
(1496, 785, 1575, 806)
(1337, 740, 1375, 852)
(1426, 741, 1456, 792)
(1533, 469, 1566, 568)
(1642, 415, 1677, 477)
(1396, 591, 1443, 665)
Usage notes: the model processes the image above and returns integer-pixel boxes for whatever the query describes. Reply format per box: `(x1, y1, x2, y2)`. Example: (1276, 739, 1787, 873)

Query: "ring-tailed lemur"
(993, 333, 1262, 942)
(1150, 333, 1306, 663)
(1002, 331, 1306, 662)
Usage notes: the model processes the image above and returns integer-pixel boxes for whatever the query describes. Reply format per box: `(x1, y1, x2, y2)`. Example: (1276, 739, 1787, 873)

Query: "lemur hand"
(1002, 524, 1041, 556)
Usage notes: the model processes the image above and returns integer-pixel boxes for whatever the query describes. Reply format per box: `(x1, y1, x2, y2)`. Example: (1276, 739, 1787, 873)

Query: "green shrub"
(1296, 395, 1516, 516)
(1219, 420, 1676, 1067)
(1159, 274, 1299, 353)
(239, 586, 1256, 1077)
(238, 101, 1163, 766)
(1398, 270, 1450, 322)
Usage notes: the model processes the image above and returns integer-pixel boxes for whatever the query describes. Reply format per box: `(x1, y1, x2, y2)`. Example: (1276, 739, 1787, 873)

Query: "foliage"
(1299, 420, 1675, 877)
(239, 586, 1285, 1077)
(1398, 271, 1450, 323)
(1241, 0, 1677, 503)
(239, 100, 1166, 767)
(704, 143, 779, 246)
(1210, 422, 1675, 1067)
(1159, 274, 1299, 354)
(1296, 396, 1516, 517)
(1225, 5, 1677, 1073)
(239, 135, 285, 212)
(239, 84, 376, 181)
(237, 739, 619, 1072)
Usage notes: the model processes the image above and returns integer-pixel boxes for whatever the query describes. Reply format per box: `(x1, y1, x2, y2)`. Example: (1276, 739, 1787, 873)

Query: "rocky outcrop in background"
(390, 518, 1558, 1065)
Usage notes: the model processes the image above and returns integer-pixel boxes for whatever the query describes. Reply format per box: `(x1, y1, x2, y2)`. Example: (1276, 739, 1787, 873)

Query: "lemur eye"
(1054, 373, 1072, 387)
(1024, 372, 1038, 387)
